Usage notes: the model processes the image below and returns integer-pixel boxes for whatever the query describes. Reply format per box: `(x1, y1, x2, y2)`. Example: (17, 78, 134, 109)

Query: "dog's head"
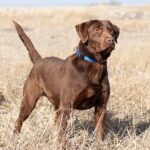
(76, 20, 120, 61)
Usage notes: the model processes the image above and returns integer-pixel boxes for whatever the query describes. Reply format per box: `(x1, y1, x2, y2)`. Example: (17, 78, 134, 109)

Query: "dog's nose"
(107, 37, 115, 45)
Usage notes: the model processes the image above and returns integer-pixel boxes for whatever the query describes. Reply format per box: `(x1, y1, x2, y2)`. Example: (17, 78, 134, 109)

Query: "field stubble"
(0, 5, 150, 150)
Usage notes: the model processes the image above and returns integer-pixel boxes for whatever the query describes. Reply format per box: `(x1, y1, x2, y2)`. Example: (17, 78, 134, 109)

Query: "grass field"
(0, 5, 150, 150)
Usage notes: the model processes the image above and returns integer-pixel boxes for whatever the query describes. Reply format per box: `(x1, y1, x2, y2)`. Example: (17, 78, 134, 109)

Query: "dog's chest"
(73, 85, 100, 110)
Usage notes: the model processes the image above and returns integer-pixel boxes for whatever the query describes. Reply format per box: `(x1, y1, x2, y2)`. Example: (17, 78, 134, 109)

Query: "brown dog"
(13, 20, 119, 140)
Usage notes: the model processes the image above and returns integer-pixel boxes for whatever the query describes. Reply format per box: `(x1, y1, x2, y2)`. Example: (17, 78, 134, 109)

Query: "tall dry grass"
(0, 5, 150, 150)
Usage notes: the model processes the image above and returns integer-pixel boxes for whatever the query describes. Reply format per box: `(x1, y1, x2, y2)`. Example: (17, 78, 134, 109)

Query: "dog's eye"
(95, 28, 99, 31)
(94, 27, 102, 32)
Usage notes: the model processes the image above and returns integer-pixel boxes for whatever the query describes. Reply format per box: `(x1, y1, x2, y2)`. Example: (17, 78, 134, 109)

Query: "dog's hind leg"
(14, 79, 43, 133)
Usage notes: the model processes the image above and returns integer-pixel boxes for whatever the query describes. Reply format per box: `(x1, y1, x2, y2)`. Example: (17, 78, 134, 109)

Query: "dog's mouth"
(101, 43, 115, 51)
(97, 48, 113, 64)
(88, 43, 115, 64)
(100, 44, 115, 59)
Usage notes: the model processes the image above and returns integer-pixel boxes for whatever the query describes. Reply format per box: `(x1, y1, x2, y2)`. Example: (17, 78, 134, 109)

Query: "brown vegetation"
(0, 5, 150, 150)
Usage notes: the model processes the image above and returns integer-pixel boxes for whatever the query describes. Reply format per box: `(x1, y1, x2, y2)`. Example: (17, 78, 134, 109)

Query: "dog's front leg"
(95, 104, 107, 141)
(55, 107, 71, 135)
(55, 98, 72, 143)
(95, 76, 110, 140)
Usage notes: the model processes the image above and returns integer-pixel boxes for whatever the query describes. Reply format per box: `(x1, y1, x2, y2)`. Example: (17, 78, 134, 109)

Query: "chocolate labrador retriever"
(13, 20, 119, 140)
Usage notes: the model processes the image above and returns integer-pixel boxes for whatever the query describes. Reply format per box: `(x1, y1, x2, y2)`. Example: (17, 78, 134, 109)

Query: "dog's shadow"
(73, 111, 150, 139)
(104, 112, 150, 138)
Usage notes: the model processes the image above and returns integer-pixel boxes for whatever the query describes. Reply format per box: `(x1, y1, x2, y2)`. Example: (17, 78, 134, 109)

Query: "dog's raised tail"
(13, 21, 42, 64)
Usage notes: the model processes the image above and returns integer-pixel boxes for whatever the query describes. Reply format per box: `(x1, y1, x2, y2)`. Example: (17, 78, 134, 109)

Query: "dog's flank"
(13, 21, 41, 64)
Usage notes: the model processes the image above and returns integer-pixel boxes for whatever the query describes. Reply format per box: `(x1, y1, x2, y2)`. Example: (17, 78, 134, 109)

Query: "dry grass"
(0, 5, 150, 150)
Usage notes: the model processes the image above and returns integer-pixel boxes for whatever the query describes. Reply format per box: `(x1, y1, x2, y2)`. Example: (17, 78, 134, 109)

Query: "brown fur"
(13, 20, 120, 140)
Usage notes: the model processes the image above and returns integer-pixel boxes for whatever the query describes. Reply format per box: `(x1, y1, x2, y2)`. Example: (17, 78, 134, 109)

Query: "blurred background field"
(0, 1, 150, 150)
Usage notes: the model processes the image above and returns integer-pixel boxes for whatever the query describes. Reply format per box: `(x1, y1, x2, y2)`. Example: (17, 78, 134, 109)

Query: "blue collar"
(75, 49, 97, 63)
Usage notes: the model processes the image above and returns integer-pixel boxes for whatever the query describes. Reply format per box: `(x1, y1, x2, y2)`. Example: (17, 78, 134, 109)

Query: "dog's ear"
(75, 22, 89, 43)
(113, 24, 120, 43)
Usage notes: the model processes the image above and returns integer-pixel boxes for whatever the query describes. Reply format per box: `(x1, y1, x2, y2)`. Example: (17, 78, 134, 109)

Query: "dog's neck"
(77, 41, 95, 59)
(76, 41, 107, 65)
